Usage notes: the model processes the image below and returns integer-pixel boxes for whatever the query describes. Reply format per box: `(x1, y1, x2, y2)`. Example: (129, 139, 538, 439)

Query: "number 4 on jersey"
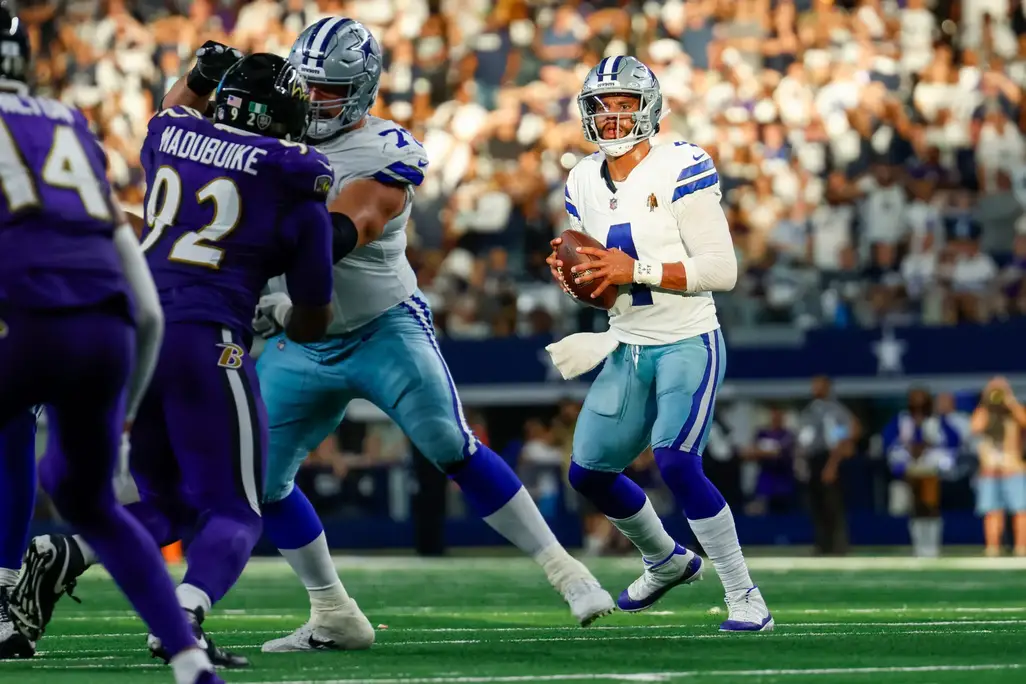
(606, 222, 652, 306)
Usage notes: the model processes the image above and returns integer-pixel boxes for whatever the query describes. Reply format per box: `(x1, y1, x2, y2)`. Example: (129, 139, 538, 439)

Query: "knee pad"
(408, 414, 471, 469)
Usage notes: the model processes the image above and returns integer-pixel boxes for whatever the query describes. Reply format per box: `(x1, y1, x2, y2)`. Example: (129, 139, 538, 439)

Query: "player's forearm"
(159, 78, 210, 112)
(284, 305, 333, 343)
(634, 257, 736, 294)
(648, 262, 687, 292)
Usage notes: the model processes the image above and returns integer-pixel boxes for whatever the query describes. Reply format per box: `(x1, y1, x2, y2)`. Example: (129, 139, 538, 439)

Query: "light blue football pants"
(257, 292, 477, 503)
(572, 330, 726, 472)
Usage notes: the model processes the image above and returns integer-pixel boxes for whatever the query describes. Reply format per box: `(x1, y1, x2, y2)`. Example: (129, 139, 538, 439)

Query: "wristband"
(633, 260, 663, 287)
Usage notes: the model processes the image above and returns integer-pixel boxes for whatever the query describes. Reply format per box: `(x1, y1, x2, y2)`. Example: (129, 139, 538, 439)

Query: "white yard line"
(18, 628, 1010, 656)
(255, 663, 1026, 684)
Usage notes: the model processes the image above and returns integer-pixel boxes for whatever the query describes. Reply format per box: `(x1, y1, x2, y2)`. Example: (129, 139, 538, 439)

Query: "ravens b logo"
(216, 343, 246, 369)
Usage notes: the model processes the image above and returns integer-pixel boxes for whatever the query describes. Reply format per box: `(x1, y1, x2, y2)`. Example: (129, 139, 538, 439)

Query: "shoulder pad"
(268, 141, 336, 201)
(365, 120, 429, 187)
(147, 105, 205, 137)
(665, 141, 719, 203)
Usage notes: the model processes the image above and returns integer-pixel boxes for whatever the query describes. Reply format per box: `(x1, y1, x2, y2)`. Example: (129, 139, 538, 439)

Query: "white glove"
(252, 292, 293, 339)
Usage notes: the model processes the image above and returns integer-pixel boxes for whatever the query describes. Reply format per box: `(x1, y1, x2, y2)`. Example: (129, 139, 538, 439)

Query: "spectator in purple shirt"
(743, 406, 798, 515)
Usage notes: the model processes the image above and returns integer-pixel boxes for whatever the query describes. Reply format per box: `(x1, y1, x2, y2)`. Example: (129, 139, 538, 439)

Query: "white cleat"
(719, 586, 774, 632)
(261, 599, 375, 653)
(617, 545, 704, 612)
(549, 557, 615, 627)
(563, 577, 616, 627)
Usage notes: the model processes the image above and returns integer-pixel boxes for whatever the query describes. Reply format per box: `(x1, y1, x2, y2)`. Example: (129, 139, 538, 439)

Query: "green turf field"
(2, 555, 1025, 683)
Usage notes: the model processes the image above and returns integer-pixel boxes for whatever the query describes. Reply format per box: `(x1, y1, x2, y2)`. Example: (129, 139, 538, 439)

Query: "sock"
(687, 505, 753, 594)
(72, 534, 99, 567)
(170, 647, 213, 684)
(175, 583, 212, 616)
(0, 409, 38, 570)
(264, 487, 350, 609)
(926, 518, 943, 557)
(652, 447, 749, 592)
(263, 486, 323, 552)
(279, 532, 351, 613)
(263, 488, 351, 612)
(181, 511, 261, 606)
(567, 461, 647, 519)
(450, 447, 560, 558)
(608, 498, 677, 564)
(0, 567, 18, 588)
(653, 447, 726, 521)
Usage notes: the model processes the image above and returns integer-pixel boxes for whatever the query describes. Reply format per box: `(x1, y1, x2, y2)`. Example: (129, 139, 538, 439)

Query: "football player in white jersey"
(545, 55, 773, 631)
(163, 19, 614, 652)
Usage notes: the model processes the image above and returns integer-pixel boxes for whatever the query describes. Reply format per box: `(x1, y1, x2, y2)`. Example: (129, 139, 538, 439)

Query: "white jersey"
(271, 116, 427, 335)
(564, 141, 735, 346)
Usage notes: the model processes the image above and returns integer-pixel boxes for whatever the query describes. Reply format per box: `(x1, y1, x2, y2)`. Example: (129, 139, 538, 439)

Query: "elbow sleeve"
(331, 212, 358, 263)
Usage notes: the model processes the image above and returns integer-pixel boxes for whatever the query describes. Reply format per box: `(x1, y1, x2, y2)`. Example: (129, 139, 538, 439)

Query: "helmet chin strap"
(599, 139, 638, 158)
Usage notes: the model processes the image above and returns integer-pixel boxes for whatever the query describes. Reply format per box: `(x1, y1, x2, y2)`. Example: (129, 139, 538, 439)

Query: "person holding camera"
(971, 377, 1026, 556)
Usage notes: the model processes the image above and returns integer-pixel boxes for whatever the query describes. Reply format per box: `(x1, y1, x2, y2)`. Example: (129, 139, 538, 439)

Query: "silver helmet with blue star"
(288, 17, 382, 140)
(578, 55, 662, 158)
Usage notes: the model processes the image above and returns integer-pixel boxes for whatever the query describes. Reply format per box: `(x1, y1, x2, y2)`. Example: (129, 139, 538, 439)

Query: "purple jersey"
(140, 106, 334, 334)
(0, 92, 130, 313)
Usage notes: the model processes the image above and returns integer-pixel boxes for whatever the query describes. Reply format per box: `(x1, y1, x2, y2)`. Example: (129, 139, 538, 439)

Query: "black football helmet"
(0, 0, 30, 85)
(213, 53, 312, 142)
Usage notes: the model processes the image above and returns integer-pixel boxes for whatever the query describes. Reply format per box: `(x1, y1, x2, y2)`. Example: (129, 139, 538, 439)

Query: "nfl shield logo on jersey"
(609, 197, 618, 210)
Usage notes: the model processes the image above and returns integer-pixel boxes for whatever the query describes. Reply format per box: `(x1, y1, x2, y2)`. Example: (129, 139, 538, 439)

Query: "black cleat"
(148, 608, 249, 669)
(0, 587, 35, 659)
(10, 535, 85, 641)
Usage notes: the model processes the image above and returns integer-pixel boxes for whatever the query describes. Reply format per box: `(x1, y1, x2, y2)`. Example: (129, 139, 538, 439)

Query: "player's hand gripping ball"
(546, 230, 619, 310)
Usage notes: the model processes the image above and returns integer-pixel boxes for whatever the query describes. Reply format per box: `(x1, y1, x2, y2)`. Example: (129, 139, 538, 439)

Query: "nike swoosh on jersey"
(417, 159, 428, 168)
(692, 153, 704, 161)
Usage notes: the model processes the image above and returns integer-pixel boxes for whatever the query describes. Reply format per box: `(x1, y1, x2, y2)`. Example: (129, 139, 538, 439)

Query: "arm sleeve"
(112, 224, 163, 422)
(673, 190, 738, 293)
(281, 199, 334, 308)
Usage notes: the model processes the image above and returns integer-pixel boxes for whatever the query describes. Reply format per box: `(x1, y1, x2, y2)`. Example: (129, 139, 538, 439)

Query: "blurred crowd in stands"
(16, 0, 1026, 335)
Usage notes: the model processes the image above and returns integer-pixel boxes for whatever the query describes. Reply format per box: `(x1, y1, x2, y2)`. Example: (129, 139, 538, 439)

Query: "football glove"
(187, 40, 244, 96)
(252, 292, 293, 339)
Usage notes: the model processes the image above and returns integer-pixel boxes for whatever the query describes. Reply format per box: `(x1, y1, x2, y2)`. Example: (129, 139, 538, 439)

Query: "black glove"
(186, 40, 244, 97)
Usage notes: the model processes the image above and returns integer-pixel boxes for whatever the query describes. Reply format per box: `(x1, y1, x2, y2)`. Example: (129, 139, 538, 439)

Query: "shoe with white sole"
(617, 544, 704, 612)
(547, 557, 615, 627)
(262, 598, 375, 652)
(0, 587, 35, 659)
(719, 586, 774, 632)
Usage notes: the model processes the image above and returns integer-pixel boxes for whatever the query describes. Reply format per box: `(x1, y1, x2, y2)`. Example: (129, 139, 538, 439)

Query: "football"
(555, 229, 619, 310)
